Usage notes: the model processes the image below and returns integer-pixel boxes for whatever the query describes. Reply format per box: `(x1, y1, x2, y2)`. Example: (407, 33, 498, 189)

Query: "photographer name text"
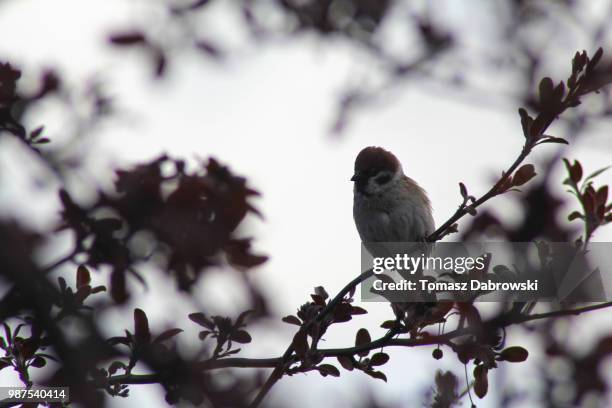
(373, 279, 539, 292)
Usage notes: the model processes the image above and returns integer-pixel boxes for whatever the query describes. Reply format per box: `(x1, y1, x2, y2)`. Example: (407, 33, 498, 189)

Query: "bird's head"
(351, 146, 402, 196)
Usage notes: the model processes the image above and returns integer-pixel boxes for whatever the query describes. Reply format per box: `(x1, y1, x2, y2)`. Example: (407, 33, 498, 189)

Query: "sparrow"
(352, 146, 434, 244)
(352, 146, 437, 317)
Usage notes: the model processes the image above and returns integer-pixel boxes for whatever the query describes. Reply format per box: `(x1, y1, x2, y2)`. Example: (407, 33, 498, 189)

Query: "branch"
(515, 300, 612, 323)
(427, 143, 532, 242)
(60, 299, 612, 403)
(101, 357, 282, 386)
(248, 269, 375, 408)
(320, 301, 612, 357)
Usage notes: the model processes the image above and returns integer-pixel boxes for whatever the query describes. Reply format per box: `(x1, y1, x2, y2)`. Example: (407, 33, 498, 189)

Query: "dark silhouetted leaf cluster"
(563, 158, 611, 243)
(189, 310, 252, 358)
(55, 155, 266, 302)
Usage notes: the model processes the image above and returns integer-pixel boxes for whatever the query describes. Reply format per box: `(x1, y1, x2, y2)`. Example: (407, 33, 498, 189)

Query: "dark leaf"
(189, 313, 215, 330)
(584, 166, 611, 183)
(107, 336, 130, 346)
(221, 348, 241, 357)
(30, 356, 46, 368)
(35, 353, 57, 362)
(230, 330, 252, 344)
(134, 308, 151, 344)
(337, 355, 354, 371)
(459, 182, 467, 199)
(318, 364, 340, 377)
(569, 160, 583, 183)
(539, 77, 554, 105)
(108, 361, 126, 375)
(596, 186, 608, 206)
(282, 315, 302, 326)
(355, 328, 371, 357)
(293, 331, 308, 357)
(235, 310, 252, 327)
(109, 32, 147, 46)
(370, 352, 389, 366)
(473, 365, 488, 398)
(91, 285, 106, 294)
(512, 164, 537, 187)
(314, 286, 329, 300)
(154, 329, 183, 343)
(76, 265, 91, 288)
(588, 47, 604, 70)
(30, 126, 44, 139)
(367, 370, 387, 382)
(537, 136, 569, 145)
(518, 108, 532, 138)
(499, 346, 529, 362)
(568, 211, 584, 221)
(380, 320, 396, 329)
(350, 306, 367, 315)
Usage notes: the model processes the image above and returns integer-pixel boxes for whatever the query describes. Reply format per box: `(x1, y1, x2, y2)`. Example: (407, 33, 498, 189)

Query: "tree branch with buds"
(247, 47, 612, 408)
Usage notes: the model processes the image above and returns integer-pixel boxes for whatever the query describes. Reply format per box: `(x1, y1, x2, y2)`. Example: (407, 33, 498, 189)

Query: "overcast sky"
(1, 1, 612, 407)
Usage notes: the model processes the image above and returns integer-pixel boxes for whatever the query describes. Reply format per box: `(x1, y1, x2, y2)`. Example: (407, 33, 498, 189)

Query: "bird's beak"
(350, 173, 359, 182)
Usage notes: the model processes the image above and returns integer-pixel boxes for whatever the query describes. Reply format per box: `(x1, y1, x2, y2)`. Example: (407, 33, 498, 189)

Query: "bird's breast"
(353, 192, 433, 243)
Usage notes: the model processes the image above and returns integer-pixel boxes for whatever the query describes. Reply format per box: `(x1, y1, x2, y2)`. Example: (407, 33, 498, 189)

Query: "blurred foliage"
(0, 1, 612, 407)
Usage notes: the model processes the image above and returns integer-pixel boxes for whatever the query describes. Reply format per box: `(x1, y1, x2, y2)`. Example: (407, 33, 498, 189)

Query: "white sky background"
(0, 0, 612, 407)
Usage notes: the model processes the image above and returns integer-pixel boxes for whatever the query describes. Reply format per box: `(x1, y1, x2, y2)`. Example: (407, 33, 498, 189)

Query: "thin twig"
(427, 143, 532, 242)
(248, 269, 374, 408)
(98, 357, 282, 386)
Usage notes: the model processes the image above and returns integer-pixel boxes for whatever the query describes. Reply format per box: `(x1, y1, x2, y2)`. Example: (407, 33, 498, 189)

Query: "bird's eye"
(374, 174, 391, 185)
